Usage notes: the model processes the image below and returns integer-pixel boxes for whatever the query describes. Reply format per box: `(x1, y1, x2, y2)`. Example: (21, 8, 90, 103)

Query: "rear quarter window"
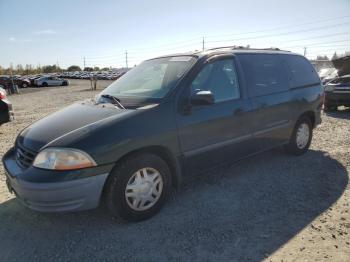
(283, 55, 320, 88)
(237, 54, 289, 97)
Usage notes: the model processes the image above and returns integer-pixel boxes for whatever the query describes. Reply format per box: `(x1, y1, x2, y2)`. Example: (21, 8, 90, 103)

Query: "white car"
(34, 76, 69, 87)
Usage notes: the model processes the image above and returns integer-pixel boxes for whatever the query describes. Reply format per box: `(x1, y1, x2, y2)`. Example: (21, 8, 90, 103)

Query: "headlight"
(324, 85, 334, 92)
(33, 148, 97, 170)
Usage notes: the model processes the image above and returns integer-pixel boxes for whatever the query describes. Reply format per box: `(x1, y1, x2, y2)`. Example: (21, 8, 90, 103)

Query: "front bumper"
(3, 148, 112, 212)
(325, 91, 350, 106)
(6, 172, 108, 212)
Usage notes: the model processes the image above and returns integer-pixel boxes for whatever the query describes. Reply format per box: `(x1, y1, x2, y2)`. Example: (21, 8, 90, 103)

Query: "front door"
(176, 56, 255, 171)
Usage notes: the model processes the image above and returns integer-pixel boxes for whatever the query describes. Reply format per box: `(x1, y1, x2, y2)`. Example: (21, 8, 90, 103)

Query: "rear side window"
(237, 54, 288, 96)
(283, 55, 320, 88)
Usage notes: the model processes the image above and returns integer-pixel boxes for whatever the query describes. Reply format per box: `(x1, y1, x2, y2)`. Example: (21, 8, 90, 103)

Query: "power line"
(277, 30, 350, 44)
(56, 16, 350, 64)
(283, 39, 350, 49)
(204, 15, 350, 39)
(205, 22, 350, 44)
(62, 15, 350, 57)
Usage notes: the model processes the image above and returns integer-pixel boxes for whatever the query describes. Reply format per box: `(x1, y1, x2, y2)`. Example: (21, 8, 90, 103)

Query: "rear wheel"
(62, 81, 68, 86)
(42, 82, 48, 87)
(105, 153, 171, 222)
(285, 116, 312, 156)
(22, 83, 28, 88)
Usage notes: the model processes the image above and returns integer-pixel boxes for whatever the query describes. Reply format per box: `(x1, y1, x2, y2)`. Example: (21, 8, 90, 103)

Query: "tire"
(22, 83, 28, 88)
(62, 81, 68, 86)
(42, 82, 48, 87)
(284, 116, 313, 156)
(105, 153, 171, 222)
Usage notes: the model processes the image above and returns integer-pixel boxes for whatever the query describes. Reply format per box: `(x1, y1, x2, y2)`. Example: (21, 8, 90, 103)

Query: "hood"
(18, 102, 132, 152)
(332, 55, 350, 76)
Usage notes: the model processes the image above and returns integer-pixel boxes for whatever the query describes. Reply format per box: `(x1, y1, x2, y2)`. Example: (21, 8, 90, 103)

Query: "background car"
(324, 74, 350, 111)
(13, 76, 31, 88)
(0, 86, 14, 126)
(28, 75, 43, 86)
(34, 76, 69, 87)
(0, 75, 31, 88)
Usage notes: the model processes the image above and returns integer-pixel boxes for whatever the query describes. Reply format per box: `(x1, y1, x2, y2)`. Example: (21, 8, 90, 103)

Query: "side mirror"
(191, 90, 215, 105)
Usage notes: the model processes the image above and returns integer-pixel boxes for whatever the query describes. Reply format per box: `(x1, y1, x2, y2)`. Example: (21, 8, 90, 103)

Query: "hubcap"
(125, 167, 163, 211)
(296, 123, 310, 149)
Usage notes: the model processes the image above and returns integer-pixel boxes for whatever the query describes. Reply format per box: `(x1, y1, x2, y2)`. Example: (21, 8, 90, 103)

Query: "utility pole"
(304, 47, 307, 57)
(125, 50, 128, 69)
(9, 63, 18, 94)
(202, 37, 205, 51)
(56, 57, 59, 72)
(83, 56, 86, 70)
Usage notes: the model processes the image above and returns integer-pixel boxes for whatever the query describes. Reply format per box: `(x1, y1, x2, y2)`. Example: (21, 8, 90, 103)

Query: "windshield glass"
(100, 56, 196, 100)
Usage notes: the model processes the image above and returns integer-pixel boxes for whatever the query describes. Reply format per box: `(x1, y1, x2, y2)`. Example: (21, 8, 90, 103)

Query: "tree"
(101, 67, 109, 71)
(16, 64, 24, 75)
(331, 52, 339, 60)
(42, 65, 61, 73)
(316, 55, 329, 60)
(84, 67, 93, 72)
(67, 65, 82, 72)
(93, 66, 100, 71)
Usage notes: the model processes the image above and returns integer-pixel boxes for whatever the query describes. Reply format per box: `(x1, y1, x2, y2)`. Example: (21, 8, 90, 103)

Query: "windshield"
(100, 56, 196, 100)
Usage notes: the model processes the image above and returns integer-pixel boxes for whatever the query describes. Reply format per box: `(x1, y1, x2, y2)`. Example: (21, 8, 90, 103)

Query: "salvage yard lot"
(0, 80, 349, 261)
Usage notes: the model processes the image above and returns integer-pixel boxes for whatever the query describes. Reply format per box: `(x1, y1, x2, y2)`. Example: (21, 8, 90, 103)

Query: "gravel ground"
(0, 80, 349, 262)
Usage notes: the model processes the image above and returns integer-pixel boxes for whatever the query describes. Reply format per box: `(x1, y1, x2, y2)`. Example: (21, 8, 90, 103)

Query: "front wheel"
(105, 153, 171, 222)
(285, 116, 312, 156)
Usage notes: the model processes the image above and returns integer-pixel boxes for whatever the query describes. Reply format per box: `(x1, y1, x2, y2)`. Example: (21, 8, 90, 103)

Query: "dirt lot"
(0, 80, 349, 261)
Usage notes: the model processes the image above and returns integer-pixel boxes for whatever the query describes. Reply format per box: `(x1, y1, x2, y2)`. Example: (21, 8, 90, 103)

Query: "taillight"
(0, 90, 7, 100)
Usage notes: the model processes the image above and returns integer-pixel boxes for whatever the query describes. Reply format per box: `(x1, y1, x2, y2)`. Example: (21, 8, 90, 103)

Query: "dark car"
(324, 75, 350, 110)
(14, 77, 31, 88)
(0, 76, 11, 90)
(0, 86, 14, 126)
(0, 75, 31, 88)
(3, 47, 323, 222)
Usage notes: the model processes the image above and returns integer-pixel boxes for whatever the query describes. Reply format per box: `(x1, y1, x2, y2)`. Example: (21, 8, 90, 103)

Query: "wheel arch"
(299, 110, 316, 128)
(105, 145, 182, 190)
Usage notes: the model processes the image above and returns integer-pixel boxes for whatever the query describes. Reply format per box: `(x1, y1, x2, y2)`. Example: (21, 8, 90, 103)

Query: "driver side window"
(191, 58, 240, 103)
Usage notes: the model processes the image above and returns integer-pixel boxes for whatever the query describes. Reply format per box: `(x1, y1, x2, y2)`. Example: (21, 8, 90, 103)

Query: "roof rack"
(206, 46, 289, 52)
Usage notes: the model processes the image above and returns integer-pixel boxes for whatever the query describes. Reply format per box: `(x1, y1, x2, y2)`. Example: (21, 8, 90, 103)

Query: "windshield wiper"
(100, 94, 125, 109)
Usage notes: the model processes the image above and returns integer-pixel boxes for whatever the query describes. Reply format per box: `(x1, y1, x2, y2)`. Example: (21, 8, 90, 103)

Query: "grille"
(15, 143, 36, 169)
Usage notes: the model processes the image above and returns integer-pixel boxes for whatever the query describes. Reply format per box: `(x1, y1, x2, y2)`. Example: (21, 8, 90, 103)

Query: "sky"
(0, 0, 350, 69)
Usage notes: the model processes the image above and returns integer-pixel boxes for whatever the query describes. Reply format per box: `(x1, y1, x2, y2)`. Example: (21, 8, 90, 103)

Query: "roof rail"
(206, 46, 290, 52)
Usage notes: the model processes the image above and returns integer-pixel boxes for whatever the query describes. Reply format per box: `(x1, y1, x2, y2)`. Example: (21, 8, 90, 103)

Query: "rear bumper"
(5, 172, 108, 212)
(0, 99, 14, 125)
